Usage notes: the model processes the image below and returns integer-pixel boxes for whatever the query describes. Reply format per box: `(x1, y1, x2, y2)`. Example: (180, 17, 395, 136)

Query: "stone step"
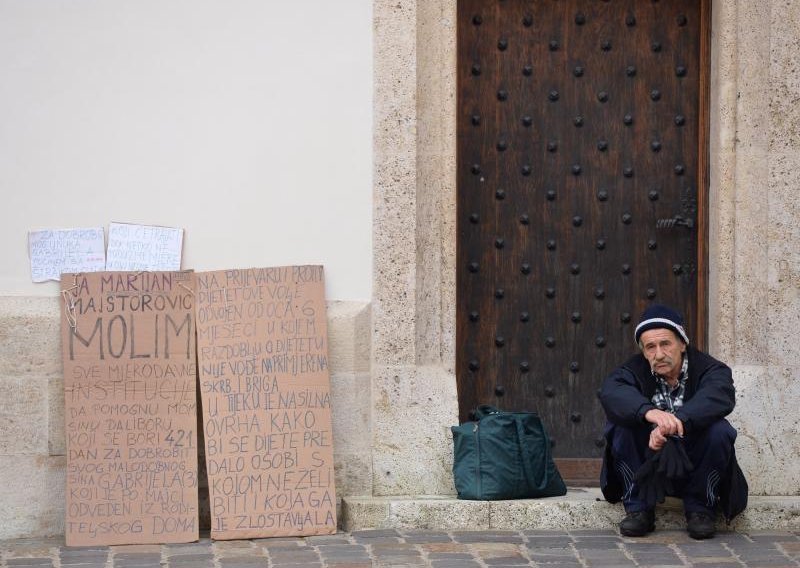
(342, 488, 800, 532)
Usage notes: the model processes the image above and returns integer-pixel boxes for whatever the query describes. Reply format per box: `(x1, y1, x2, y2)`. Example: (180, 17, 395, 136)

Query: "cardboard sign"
(195, 266, 336, 539)
(106, 223, 184, 271)
(28, 227, 106, 282)
(61, 271, 199, 546)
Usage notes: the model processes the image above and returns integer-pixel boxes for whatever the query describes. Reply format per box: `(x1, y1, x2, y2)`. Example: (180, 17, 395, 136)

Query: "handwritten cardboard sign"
(28, 227, 106, 282)
(61, 271, 199, 546)
(195, 266, 337, 539)
(106, 223, 184, 271)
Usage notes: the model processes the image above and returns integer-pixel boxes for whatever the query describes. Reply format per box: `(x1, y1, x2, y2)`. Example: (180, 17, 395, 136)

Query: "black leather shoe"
(619, 510, 655, 537)
(686, 511, 716, 539)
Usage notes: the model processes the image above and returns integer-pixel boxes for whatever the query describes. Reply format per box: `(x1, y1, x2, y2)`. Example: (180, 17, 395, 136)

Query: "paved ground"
(1, 529, 798, 568)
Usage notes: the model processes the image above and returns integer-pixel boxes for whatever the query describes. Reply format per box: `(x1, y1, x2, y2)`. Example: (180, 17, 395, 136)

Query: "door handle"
(656, 215, 694, 229)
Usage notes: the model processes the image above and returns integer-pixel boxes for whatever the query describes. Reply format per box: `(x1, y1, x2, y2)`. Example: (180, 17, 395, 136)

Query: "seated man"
(599, 305, 747, 539)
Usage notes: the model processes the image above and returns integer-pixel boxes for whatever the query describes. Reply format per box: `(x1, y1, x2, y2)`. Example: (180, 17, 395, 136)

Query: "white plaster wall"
(0, 0, 375, 538)
(0, 0, 373, 301)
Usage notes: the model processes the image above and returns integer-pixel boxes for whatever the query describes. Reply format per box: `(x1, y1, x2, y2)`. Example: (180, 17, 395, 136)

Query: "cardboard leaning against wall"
(194, 265, 337, 539)
(61, 271, 199, 546)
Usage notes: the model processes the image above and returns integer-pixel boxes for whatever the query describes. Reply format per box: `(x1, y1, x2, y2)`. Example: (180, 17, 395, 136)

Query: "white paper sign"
(106, 222, 184, 271)
(28, 227, 106, 282)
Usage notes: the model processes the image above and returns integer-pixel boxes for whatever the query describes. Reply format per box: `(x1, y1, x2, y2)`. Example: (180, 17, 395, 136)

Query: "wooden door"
(456, 0, 709, 482)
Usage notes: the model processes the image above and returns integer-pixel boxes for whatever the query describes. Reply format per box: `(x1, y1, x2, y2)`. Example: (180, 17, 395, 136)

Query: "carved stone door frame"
(367, 0, 766, 498)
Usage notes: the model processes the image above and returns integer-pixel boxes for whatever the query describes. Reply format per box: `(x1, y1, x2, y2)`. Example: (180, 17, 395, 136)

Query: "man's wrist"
(639, 404, 657, 423)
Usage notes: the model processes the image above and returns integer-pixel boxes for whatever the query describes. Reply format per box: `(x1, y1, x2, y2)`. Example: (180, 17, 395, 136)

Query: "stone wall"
(0, 297, 372, 539)
(370, 0, 800, 501)
(0, 298, 64, 539)
(707, 0, 800, 495)
(371, 0, 459, 497)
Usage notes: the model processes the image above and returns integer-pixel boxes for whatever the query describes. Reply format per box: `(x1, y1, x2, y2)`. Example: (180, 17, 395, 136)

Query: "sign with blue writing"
(29, 227, 105, 282)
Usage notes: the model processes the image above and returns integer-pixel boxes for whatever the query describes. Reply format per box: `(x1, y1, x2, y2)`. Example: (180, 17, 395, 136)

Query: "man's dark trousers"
(607, 419, 737, 514)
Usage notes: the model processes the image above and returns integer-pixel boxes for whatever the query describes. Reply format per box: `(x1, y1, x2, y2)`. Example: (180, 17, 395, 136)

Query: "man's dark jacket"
(598, 345, 748, 521)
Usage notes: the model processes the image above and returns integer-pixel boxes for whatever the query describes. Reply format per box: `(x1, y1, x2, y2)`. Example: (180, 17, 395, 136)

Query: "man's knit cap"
(634, 304, 690, 346)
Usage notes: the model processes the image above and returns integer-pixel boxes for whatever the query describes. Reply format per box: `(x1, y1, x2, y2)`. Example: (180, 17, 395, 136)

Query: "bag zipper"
(473, 422, 481, 499)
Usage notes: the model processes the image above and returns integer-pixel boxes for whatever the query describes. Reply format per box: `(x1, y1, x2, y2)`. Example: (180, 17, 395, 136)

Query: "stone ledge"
(341, 489, 800, 531)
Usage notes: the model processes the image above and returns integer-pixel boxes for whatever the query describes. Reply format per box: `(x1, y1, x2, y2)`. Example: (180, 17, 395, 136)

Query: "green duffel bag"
(451, 405, 567, 500)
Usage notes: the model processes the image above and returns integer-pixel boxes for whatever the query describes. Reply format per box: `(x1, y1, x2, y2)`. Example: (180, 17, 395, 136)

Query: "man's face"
(639, 328, 686, 381)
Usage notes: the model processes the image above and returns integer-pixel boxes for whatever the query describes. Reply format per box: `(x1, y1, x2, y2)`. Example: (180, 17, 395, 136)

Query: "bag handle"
(514, 416, 551, 492)
(473, 405, 501, 419)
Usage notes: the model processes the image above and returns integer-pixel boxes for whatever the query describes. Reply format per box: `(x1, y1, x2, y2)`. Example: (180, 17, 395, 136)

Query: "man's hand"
(644, 408, 684, 437)
(649, 427, 667, 451)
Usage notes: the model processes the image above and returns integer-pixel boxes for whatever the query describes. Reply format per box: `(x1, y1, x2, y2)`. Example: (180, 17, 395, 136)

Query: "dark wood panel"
(554, 458, 603, 487)
(457, 0, 708, 462)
